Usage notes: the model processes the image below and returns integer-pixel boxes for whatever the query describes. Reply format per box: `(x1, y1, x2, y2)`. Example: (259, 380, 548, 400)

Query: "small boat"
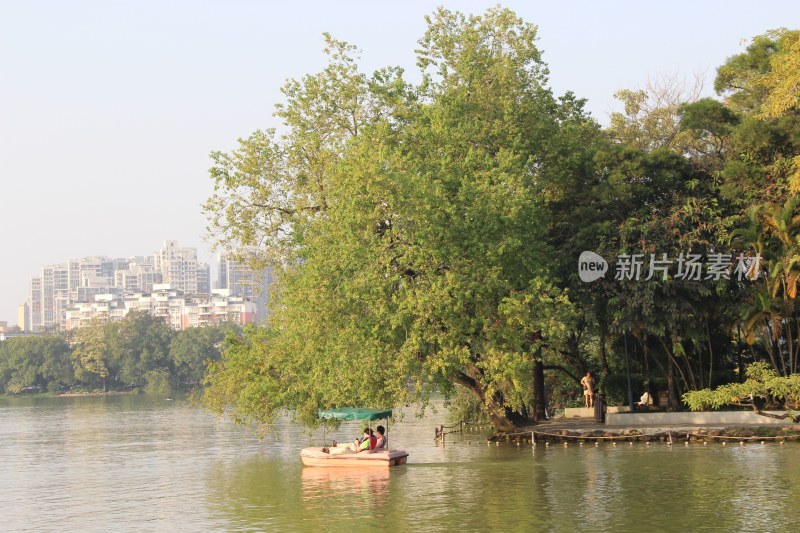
(301, 407, 409, 467)
(300, 447, 408, 467)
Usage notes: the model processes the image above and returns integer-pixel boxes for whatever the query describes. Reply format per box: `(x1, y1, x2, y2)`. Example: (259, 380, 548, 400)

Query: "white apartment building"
(154, 241, 209, 295)
(216, 252, 273, 321)
(64, 287, 256, 331)
(65, 295, 128, 328)
(114, 257, 162, 293)
(35, 257, 121, 332)
(18, 303, 29, 332)
(197, 262, 211, 294)
(28, 276, 42, 332)
(25, 242, 212, 332)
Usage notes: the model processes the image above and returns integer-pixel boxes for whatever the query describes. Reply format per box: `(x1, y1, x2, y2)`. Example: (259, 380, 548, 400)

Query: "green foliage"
(0, 335, 72, 394)
(143, 368, 172, 394)
(105, 311, 172, 387)
(202, 6, 590, 430)
(71, 319, 109, 390)
(683, 362, 800, 412)
(759, 30, 800, 118)
(169, 324, 228, 386)
(199, 10, 800, 430)
(681, 98, 739, 132)
(0, 317, 236, 395)
(598, 373, 632, 406)
(445, 386, 490, 425)
(202, 326, 280, 430)
(714, 33, 778, 113)
(608, 74, 705, 153)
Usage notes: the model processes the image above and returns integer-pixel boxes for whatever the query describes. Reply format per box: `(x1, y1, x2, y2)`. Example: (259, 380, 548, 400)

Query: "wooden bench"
(657, 390, 669, 408)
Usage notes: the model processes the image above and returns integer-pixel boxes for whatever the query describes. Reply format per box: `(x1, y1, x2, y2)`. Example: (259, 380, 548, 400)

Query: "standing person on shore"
(581, 372, 595, 408)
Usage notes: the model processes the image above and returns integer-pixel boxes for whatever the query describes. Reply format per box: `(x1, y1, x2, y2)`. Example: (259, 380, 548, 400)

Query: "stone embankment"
(491, 425, 800, 444)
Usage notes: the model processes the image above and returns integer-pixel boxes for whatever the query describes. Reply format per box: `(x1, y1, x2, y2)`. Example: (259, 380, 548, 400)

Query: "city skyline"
(16, 240, 270, 332)
(2, 1, 799, 324)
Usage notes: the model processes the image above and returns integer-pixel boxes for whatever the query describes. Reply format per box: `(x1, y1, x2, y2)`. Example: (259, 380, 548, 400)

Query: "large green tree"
(0, 335, 72, 393)
(71, 319, 110, 391)
(203, 7, 595, 430)
(203, 11, 800, 425)
(677, 29, 800, 379)
(170, 324, 229, 386)
(105, 311, 173, 387)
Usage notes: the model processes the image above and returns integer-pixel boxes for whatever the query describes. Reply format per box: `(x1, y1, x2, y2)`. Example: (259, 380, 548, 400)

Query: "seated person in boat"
(355, 428, 377, 453)
(374, 425, 387, 449)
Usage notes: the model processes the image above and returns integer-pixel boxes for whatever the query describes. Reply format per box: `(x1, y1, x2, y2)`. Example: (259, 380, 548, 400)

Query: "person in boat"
(355, 428, 376, 453)
(374, 425, 387, 450)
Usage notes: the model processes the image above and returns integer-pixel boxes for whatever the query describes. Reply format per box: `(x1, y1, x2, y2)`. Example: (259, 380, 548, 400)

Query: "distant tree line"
(0, 311, 237, 394)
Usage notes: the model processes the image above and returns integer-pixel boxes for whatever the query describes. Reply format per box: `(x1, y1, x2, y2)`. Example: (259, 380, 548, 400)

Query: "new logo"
(578, 251, 608, 282)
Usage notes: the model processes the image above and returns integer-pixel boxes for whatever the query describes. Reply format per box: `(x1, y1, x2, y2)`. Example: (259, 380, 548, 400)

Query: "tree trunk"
(667, 356, 678, 411)
(598, 321, 611, 376)
(753, 408, 794, 420)
(453, 368, 525, 431)
(794, 318, 800, 374)
(566, 333, 586, 376)
(706, 321, 714, 389)
(533, 359, 547, 421)
(764, 318, 784, 375)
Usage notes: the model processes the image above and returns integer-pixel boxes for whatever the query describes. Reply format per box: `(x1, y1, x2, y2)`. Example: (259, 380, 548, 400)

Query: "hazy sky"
(1, 1, 798, 324)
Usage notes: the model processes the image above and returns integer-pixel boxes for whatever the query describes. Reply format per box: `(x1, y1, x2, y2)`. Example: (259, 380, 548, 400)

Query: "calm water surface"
(1, 395, 797, 532)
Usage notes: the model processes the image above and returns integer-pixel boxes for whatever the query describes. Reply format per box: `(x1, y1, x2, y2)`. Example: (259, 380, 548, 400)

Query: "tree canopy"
(203, 8, 800, 431)
(0, 316, 233, 395)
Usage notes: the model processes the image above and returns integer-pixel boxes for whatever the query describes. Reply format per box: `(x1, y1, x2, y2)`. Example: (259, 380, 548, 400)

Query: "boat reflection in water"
(301, 466, 394, 508)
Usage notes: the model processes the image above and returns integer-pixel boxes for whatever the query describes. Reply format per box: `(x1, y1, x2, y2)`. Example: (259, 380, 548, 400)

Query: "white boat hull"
(300, 447, 408, 467)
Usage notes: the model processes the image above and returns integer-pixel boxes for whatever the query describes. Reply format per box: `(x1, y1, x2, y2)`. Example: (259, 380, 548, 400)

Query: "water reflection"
(2, 396, 800, 532)
(302, 466, 392, 502)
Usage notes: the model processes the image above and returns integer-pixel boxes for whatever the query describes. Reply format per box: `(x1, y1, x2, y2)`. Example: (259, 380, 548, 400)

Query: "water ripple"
(1, 396, 798, 532)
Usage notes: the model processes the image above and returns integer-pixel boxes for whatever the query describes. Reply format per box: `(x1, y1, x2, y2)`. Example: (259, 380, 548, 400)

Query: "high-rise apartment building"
(216, 252, 272, 321)
(197, 262, 211, 294)
(29, 276, 42, 332)
(25, 241, 215, 332)
(40, 264, 70, 331)
(18, 303, 29, 332)
(154, 240, 207, 294)
(114, 257, 162, 293)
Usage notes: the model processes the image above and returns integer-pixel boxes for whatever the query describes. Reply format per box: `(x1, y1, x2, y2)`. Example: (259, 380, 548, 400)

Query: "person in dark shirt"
(374, 425, 387, 449)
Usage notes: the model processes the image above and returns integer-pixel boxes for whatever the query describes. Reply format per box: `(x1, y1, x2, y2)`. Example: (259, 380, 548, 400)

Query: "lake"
(0, 395, 796, 532)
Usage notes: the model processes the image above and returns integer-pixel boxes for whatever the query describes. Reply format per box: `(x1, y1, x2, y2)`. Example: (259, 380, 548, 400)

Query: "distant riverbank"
(57, 391, 139, 398)
(1, 389, 169, 399)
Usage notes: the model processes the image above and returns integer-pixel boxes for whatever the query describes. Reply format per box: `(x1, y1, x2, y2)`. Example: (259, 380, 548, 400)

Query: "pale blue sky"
(1, 1, 798, 323)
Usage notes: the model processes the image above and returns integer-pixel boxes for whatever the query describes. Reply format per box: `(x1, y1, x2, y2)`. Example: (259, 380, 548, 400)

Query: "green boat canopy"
(318, 408, 393, 421)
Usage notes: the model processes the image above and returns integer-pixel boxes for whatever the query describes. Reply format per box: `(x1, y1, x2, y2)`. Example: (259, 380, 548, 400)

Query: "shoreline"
(56, 391, 139, 397)
(1, 390, 178, 399)
(489, 421, 800, 443)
